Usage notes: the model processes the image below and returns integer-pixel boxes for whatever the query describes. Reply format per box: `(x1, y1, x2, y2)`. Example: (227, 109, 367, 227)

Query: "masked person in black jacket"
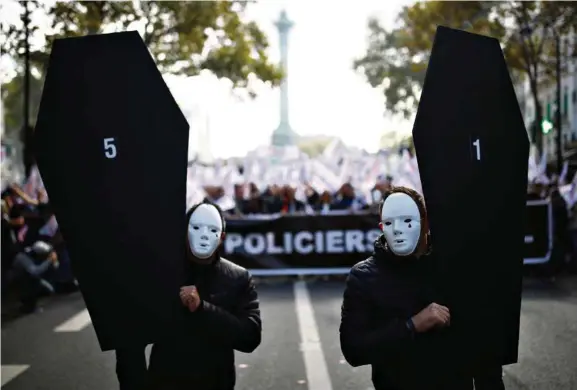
(339, 186, 472, 390)
(115, 201, 262, 390)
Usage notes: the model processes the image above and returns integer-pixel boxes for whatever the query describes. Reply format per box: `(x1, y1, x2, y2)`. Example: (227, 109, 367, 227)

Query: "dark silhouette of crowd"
(3, 174, 576, 318)
(201, 177, 577, 275)
(202, 176, 395, 217)
(1, 184, 77, 315)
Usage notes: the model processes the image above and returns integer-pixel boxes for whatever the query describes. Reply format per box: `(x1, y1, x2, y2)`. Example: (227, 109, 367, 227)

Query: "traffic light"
(541, 119, 553, 134)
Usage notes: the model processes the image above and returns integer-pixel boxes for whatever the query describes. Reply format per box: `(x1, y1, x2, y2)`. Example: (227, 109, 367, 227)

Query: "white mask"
(380, 193, 421, 256)
(187, 204, 223, 259)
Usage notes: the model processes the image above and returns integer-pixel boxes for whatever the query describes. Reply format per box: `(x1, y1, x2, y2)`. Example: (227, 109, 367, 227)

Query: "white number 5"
(104, 138, 117, 159)
(472, 138, 481, 161)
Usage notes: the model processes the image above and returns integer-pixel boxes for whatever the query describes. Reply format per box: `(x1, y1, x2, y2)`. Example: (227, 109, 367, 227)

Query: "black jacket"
(339, 236, 466, 390)
(147, 256, 261, 390)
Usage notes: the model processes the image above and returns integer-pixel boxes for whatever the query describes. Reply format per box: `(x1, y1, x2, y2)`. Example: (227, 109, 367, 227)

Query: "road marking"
(1, 365, 30, 386)
(293, 281, 333, 390)
(54, 308, 92, 332)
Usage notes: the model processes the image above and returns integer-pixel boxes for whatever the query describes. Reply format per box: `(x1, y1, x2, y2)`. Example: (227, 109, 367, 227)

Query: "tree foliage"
(498, 1, 576, 146)
(1, 72, 43, 138)
(354, 2, 504, 119)
(1, 0, 44, 71)
(45, 1, 282, 87)
(354, 1, 576, 149)
(1, 0, 282, 136)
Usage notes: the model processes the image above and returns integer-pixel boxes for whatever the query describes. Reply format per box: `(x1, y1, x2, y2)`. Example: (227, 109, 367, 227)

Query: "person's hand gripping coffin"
(179, 203, 225, 312)
(339, 187, 463, 390)
(146, 201, 262, 390)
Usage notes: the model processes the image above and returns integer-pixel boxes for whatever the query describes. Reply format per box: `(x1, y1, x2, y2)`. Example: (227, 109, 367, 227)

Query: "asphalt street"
(2, 276, 577, 390)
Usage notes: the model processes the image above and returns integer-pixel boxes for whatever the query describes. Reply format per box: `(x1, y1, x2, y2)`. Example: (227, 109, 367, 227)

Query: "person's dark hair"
(185, 200, 226, 231)
(550, 188, 562, 200)
(378, 186, 426, 219)
(1, 187, 16, 200)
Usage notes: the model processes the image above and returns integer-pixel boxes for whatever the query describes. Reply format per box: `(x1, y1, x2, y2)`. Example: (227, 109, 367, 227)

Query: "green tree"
(1, 0, 46, 136)
(498, 1, 576, 149)
(1, 0, 44, 70)
(1, 0, 282, 164)
(45, 1, 282, 88)
(1, 73, 43, 139)
(354, 1, 576, 152)
(354, 2, 503, 120)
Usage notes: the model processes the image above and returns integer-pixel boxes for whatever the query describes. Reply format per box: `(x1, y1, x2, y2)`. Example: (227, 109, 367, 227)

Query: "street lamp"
(518, 25, 540, 148)
(23, 0, 30, 132)
(22, 0, 33, 179)
(554, 32, 562, 175)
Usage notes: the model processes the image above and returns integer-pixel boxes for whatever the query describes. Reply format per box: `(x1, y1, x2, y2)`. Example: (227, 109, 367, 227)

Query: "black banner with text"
(223, 201, 552, 274)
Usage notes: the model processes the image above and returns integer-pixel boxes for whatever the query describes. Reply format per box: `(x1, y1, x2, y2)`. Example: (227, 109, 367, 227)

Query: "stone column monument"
(271, 10, 296, 147)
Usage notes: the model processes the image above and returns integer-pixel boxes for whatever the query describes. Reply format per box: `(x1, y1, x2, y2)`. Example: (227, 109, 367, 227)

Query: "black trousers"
(441, 366, 505, 390)
(473, 366, 505, 390)
(115, 347, 148, 390)
(19, 273, 43, 311)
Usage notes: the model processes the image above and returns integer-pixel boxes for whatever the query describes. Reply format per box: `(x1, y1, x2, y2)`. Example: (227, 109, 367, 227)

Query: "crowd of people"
(204, 175, 577, 274)
(1, 184, 77, 315)
(2, 172, 576, 317)
(202, 176, 395, 217)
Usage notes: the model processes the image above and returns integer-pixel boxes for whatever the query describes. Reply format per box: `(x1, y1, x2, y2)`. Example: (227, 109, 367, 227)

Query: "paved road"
(2, 277, 577, 390)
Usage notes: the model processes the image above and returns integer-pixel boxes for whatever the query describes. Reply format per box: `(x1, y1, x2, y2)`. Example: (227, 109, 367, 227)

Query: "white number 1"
(104, 138, 117, 159)
(473, 138, 481, 161)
